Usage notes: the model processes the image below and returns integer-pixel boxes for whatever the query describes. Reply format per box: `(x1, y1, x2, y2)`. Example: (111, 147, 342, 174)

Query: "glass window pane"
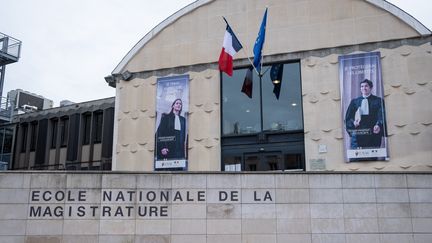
(262, 63, 303, 132)
(222, 69, 261, 135)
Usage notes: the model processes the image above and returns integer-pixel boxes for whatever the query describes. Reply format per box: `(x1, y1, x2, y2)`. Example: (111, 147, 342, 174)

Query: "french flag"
(219, 21, 243, 76)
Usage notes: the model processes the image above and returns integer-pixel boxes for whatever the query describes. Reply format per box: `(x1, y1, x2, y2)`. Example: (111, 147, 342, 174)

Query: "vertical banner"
(339, 52, 389, 162)
(154, 75, 189, 170)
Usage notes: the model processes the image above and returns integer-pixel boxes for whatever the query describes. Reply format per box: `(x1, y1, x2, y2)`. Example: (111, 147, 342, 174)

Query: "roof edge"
(366, 0, 431, 36)
(112, 0, 214, 75)
(111, 0, 431, 76)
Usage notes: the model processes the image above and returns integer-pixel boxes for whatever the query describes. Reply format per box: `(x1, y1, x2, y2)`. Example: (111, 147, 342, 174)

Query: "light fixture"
(291, 103, 297, 106)
(272, 79, 280, 84)
(246, 109, 250, 113)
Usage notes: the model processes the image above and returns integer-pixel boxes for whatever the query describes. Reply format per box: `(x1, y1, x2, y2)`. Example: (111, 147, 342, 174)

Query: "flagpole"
(222, 17, 260, 76)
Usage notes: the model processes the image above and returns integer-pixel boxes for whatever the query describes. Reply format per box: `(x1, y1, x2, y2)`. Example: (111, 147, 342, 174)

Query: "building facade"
(106, 0, 432, 172)
(7, 97, 115, 170)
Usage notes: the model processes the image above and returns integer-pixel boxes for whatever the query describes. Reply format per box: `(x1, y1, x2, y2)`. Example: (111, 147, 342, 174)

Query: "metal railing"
(0, 32, 22, 60)
(0, 97, 13, 122)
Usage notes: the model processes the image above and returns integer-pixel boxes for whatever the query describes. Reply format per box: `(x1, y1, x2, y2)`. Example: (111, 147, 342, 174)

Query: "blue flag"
(253, 8, 267, 74)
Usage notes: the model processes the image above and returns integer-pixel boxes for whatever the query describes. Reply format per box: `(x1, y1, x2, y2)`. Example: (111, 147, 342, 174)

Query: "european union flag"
(270, 63, 284, 99)
(253, 8, 267, 74)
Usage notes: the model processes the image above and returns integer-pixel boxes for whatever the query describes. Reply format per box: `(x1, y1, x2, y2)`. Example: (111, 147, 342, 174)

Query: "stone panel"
(135, 219, 171, 235)
(207, 219, 241, 235)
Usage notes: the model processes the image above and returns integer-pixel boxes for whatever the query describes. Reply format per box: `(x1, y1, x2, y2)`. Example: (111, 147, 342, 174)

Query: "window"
(221, 61, 305, 171)
(20, 124, 28, 152)
(93, 112, 103, 144)
(60, 117, 69, 147)
(30, 122, 38, 151)
(82, 114, 91, 145)
(50, 119, 58, 149)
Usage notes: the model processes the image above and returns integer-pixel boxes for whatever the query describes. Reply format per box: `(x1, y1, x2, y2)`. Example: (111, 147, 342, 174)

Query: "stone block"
(379, 234, 414, 243)
(343, 203, 377, 218)
(311, 204, 343, 218)
(277, 234, 311, 243)
(0, 189, 29, 203)
(377, 203, 411, 218)
(241, 175, 275, 189)
(0, 174, 30, 189)
(63, 220, 99, 235)
(376, 189, 409, 203)
(101, 174, 136, 189)
(241, 219, 276, 234)
(207, 235, 241, 243)
(0, 220, 26, 235)
(342, 174, 375, 188)
(413, 234, 432, 243)
(241, 234, 276, 243)
(412, 218, 432, 233)
(98, 235, 134, 243)
(411, 204, 432, 217)
(171, 204, 206, 219)
(310, 189, 343, 203)
(378, 218, 413, 233)
(207, 174, 241, 188)
(0, 204, 27, 219)
(99, 220, 135, 235)
(134, 235, 170, 243)
(345, 234, 380, 243)
(136, 174, 162, 188)
(30, 174, 66, 189)
(311, 219, 344, 233)
(241, 189, 275, 204)
(26, 220, 63, 235)
(66, 174, 101, 189)
(276, 204, 310, 219)
(276, 189, 309, 203)
(0, 236, 24, 243)
(62, 236, 98, 243)
(172, 175, 206, 189)
(407, 174, 432, 188)
(275, 174, 309, 188)
(206, 219, 241, 234)
(242, 204, 276, 219)
(207, 204, 241, 219)
(309, 174, 341, 188)
(374, 174, 407, 188)
(343, 189, 376, 203)
(135, 219, 171, 235)
(311, 233, 345, 243)
(171, 219, 206, 234)
(277, 219, 311, 234)
(171, 234, 206, 243)
(409, 189, 432, 202)
(25, 236, 61, 243)
(344, 218, 379, 233)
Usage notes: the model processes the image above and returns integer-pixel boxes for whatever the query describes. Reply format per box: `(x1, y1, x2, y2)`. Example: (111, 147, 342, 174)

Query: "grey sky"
(1, 0, 430, 106)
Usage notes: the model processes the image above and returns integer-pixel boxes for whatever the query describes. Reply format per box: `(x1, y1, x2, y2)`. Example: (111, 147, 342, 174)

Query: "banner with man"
(339, 52, 389, 162)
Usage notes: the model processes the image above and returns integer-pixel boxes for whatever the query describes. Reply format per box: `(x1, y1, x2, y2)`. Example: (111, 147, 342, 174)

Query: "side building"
(6, 97, 114, 170)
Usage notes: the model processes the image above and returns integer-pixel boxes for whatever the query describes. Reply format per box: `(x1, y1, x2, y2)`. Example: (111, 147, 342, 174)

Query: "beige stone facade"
(1, 172, 432, 242)
(110, 0, 432, 171)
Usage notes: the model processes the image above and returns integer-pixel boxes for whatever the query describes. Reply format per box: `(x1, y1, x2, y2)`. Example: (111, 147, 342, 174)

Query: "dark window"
(60, 117, 69, 147)
(221, 61, 305, 171)
(20, 124, 28, 152)
(30, 122, 38, 151)
(51, 119, 58, 149)
(93, 112, 103, 144)
(82, 114, 91, 145)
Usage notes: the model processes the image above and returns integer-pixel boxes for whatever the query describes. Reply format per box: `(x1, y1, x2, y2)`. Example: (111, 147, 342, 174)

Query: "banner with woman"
(154, 75, 189, 170)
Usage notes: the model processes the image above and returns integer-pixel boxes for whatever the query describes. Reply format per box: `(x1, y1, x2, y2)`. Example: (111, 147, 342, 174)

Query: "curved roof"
(112, 0, 431, 75)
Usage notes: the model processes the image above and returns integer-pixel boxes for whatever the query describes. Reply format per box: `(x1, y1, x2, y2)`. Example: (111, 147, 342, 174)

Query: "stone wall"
(1, 172, 432, 243)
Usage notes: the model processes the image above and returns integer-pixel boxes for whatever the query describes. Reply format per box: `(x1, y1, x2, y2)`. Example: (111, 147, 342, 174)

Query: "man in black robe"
(345, 79, 386, 149)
